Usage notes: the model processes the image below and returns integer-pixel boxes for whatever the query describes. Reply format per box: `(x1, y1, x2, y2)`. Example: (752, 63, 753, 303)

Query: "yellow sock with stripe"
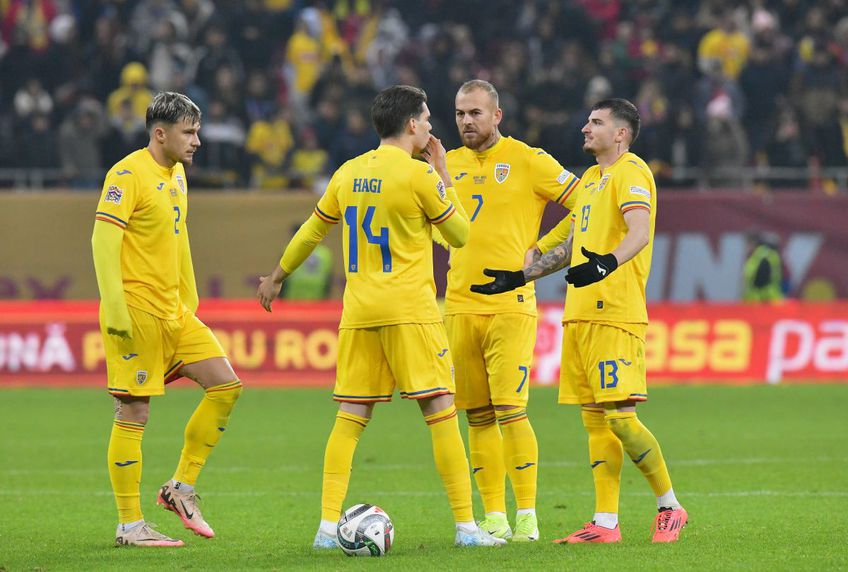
(581, 407, 623, 515)
(466, 407, 506, 514)
(174, 380, 242, 485)
(605, 411, 673, 497)
(425, 405, 474, 523)
(108, 420, 145, 524)
(321, 410, 369, 522)
(495, 406, 538, 510)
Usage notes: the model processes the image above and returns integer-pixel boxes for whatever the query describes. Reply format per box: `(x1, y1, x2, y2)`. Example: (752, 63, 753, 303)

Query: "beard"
(461, 129, 491, 150)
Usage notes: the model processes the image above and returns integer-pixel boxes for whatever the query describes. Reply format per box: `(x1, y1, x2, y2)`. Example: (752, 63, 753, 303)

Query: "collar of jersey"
(140, 147, 178, 178)
(600, 151, 636, 175)
(471, 135, 508, 160)
(376, 144, 410, 159)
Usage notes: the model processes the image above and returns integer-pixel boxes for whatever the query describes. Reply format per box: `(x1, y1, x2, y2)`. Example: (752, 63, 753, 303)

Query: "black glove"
(470, 268, 526, 295)
(565, 247, 618, 287)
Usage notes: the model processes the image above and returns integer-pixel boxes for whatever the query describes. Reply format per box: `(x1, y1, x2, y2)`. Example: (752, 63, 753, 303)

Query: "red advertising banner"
(1, 301, 846, 387)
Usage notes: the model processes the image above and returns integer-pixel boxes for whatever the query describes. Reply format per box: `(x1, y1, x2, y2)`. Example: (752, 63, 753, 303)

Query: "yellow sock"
(495, 407, 538, 510)
(605, 411, 673, 497)
(467, 407, 506, 514)
(425, 405, 473, 523)
(581, 407, 623, 514)
(108, 420, 145, 524)
(321, 410, 369, 522)
(174, 380, 242, 485)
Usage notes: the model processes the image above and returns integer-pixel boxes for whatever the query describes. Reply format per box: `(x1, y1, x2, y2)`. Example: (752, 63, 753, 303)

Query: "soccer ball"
(336, 504, 394, 557)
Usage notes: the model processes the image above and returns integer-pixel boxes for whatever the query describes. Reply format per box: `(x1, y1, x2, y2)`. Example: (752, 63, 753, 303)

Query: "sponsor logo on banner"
(494, 163, 510, 184)
(104, 186, 123, 204)
(629, 185, 651, 198)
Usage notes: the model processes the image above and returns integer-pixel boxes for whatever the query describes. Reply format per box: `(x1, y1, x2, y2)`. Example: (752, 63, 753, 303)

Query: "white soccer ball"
(336, 504, 394, 557)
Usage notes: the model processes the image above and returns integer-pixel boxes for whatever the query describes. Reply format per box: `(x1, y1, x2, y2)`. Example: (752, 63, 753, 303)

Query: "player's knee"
(494, 405, 528, 426)
(114, 397, 150, 425)
(205, 380, 242, 404)
(467, 405, 496, 427)
(604, 410, 638, 440)
(580, 406, 606, 430)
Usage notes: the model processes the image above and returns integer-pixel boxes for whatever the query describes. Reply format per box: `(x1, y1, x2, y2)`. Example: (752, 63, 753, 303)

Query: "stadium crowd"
(1, 0, 847, 190)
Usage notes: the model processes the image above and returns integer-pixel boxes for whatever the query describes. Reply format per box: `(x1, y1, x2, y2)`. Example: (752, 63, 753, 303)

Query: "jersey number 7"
(344, 205, 392, 273)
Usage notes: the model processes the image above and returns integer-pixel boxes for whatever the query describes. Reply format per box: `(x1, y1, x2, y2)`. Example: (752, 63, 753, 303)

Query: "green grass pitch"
(1, 384, 846, 570)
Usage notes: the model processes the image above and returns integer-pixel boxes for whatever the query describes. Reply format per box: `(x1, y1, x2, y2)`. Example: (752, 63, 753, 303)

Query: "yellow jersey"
(314, 144, 459, 328)
(445, 136, 579, 316)
(564, 152, 656, 326)
(94, 149, 189, 320)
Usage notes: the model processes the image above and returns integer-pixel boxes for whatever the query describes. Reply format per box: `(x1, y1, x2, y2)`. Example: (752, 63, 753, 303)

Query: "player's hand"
(257, 274, 283, 312)
(565, 247, 619, 288)
(524, 246, 542, 268)
(421, 135, 448, 175)
(470, 268, 526, 295)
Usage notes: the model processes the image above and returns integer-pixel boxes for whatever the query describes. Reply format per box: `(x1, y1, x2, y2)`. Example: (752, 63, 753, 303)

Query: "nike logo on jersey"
(437, 348, 448, 357)
(597, 265, 607, 276)
(515, 462, 536, 471)
(122, 353, 138, 360)
(590, 460, 606, 469)
(633, 449, 651, 464)
(115, 169, 132, 175)
(114, 460, 139, 467)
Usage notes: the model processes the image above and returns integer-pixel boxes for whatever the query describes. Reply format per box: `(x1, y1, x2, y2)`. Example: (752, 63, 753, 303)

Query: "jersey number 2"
(173, 206, 181, 234)
(344, 205, 392, 272)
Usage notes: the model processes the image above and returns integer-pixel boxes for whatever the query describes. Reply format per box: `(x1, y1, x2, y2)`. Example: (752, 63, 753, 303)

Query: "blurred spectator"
(100, 98, 148, 169)
(130, 0, 184, 56)
(633, 78, 671, 165)
(179, 0, 217, 45)
(743, 231, 786, 302)
(147, 15, 195, 91)
(765, 103, 807, 185)
(17, 113, 60, 171)
(698, 8, 750, 79)
(245, 107, 294, 189)
(312, 98, 342, 150)
(739, 39, 789, 159)
(106, 62, 154, 124)
(288, 128, 329, 192)
(58, 98, 106, 188)
(792, 41, 847, 168)
(329, 108, 378, 170)
(84, 11, 132, 102)
(13, 78, 53, 124)
(244, 71, 278, 124)
(284, 12, 325, 114)
(196, 100, 246, 187)
(210, 64, 244, 117)
(1, 0, 57, 53)
(194, 24, 244, 96)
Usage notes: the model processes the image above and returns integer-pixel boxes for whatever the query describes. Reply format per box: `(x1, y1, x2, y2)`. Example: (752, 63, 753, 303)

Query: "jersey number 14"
(344, 205, 392, 273)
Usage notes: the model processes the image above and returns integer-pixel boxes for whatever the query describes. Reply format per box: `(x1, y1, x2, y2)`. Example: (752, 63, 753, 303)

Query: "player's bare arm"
(470, 225, 573, 295)
(566, 207, 650, 288)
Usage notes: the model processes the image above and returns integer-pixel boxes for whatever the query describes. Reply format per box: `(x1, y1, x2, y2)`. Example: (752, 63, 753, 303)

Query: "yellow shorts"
(334, 322, 454, 403)
(103, 305, 226, 398)
(558, 321, 648, 405)
(445, 313, 536, 410)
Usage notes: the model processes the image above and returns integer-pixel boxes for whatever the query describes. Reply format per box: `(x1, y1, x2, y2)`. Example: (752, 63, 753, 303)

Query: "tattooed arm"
(522, 224, 574, 283)
(471, 223, 574, 295)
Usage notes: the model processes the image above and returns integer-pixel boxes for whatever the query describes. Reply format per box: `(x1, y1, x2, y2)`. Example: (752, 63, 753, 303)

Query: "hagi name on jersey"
(352, 178, 383, 193)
